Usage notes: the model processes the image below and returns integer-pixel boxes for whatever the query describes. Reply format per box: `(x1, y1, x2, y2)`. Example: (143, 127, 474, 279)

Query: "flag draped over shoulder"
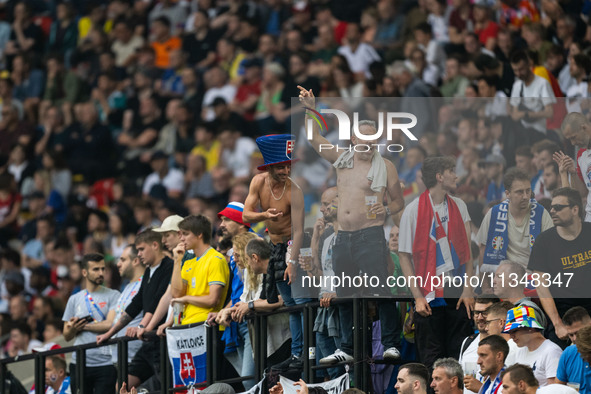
(412, 190, 471, 297)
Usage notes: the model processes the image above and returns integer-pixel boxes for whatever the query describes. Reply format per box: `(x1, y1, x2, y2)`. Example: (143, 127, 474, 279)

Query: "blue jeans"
(276, 280, 313, 357)
(226, 321, 256, 390)
(315, 308, 344, 379)
(332, 226, 401, 355)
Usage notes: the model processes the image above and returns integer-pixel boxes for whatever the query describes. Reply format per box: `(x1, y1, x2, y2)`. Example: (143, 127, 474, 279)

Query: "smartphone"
(79, 315, 94, 323)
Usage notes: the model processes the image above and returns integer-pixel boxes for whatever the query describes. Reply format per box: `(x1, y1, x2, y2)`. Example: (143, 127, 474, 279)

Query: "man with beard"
(300, 86, 405, 364)
(528, 188, 591, 342)
(63, 253, 120, 394)
(97, 230, 173, 389)
(243, 134, 308, 370)
(112, 244, 145, 363)
(459, 296, 499, 394)
(476, 168, 553, 275)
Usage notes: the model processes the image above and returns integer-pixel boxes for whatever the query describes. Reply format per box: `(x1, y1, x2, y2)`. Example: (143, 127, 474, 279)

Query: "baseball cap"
(153, 215, 184, 232)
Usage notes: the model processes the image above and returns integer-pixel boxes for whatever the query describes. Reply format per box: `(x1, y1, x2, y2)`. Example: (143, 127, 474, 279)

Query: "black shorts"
(128, 340, 160, 383)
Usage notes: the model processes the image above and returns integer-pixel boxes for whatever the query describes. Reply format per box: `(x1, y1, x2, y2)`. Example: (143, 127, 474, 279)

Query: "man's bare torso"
(256, 172, 293, 244)
(336, 156, 387, 231)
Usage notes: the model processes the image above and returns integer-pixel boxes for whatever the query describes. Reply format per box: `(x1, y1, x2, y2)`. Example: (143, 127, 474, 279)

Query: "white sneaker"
(383, 347, 401, 360)
(319, 349, 354, 364)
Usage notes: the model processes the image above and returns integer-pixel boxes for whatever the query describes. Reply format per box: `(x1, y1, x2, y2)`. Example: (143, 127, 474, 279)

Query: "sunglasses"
(550, 204, 572, 212)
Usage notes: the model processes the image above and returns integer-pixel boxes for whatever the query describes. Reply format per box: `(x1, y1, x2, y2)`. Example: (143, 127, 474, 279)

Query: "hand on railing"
(125, 326, 140, 338)
(120, 382, 137, 394)
(231, 302, 250, 323)
(157, 320, 173, 336)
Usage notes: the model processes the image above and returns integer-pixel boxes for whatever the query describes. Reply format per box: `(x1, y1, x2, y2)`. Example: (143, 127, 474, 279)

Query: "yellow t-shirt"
(181, 248, 229, 324)
(190, 140, 221, 171)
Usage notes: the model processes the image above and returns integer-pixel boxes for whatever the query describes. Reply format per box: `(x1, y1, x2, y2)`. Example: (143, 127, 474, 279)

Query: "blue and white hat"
(255, 134, 298, 171)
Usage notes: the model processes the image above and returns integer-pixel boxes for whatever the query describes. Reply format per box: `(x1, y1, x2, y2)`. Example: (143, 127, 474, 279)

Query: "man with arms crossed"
(299, 85, 405, 362)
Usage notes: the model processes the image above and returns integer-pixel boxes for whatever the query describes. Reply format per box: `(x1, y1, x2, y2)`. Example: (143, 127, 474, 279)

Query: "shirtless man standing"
(298, 86, 405, 362)
(243, 133, 309, 371)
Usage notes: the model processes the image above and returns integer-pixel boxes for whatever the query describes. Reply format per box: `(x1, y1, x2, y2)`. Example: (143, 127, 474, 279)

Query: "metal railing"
(0, 298, 409, 394)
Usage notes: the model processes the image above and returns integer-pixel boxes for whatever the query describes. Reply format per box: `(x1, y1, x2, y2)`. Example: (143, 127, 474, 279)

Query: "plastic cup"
(365, 196, 377, 219)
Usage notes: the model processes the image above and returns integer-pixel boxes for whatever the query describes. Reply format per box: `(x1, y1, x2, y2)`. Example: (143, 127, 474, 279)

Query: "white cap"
(152, 215, 184, 232)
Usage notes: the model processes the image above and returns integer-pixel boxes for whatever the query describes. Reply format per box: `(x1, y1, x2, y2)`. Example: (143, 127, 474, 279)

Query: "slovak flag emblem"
(180, 352, 196, 383)
(286, 140, 294, 159)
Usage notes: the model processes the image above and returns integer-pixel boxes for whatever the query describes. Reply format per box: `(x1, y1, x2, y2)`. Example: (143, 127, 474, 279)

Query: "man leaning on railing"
(62, 253, 120, 394)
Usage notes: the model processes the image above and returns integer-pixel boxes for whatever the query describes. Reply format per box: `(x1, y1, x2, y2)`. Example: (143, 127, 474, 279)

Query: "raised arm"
(297, 86, 340, 163)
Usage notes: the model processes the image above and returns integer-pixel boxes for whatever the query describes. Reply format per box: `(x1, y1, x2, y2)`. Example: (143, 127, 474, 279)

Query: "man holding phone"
(62, 253, 120, 394)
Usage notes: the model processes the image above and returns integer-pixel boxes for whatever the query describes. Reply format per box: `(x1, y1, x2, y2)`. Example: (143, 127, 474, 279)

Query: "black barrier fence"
(0, 298, 409, 394)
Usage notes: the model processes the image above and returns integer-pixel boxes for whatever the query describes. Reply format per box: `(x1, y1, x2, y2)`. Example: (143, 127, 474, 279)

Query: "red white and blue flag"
(167, 324, 207, 392)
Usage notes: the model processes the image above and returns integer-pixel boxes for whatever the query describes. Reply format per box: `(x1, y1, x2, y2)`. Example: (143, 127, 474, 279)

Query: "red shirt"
(475, 21, 499, 46)
(234, 80, 262, 122)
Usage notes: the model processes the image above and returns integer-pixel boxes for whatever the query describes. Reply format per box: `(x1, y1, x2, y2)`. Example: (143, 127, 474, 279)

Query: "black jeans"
(413, 301, 473, 369)
(69, 364, 116, 394)
(332, 226, 401, 354)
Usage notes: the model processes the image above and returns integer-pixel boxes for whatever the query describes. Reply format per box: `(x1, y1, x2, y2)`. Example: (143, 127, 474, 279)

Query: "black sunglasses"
(550, 204, 572, 212)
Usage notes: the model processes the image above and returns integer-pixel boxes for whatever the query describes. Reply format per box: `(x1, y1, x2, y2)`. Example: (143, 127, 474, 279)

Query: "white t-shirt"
(221, 137, 257, 178)
(537, 384, 578, 393)
(511, 339, 563, 387)
(509, 76, 557, 133)
(399, 194, 471, 254)
(202, 84, 237, 121)
(565, 81, 588, 113)
(337, 43, 381, 79)
(459, 334, 482, 394)
(475, 204, 554, 270)
(142, 168, 184, 196)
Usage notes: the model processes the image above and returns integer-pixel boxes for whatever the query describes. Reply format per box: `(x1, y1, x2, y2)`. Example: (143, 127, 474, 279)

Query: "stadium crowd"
(1, 0, 591, 393)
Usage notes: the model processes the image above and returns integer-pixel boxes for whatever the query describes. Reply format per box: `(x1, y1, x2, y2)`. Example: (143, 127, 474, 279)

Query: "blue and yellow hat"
(255, 134, 297, 171)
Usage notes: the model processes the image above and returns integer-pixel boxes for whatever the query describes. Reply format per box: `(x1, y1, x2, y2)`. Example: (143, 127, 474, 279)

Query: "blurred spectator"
(111, 18, 145, 69)
(186, 153, 215, 199)
(182, 11, 217, 69)
(202, 67, 237, 121)
(10, 53, 44, 122)
(0, 74, 24, 120)
(3, 3, 45, 62)
(150, 16, 181, 71)
(7, 143, 34, 189)
(49, 1, 78, 64)
(440, 56, 469, 98)
(0, 103, 34, 155)
(338, 23, 381, 80)
(142, 151, 184, 200)
(22, 214, 54, 269)
(218, 128, 256, 181)
(4, 322, 42, 357)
